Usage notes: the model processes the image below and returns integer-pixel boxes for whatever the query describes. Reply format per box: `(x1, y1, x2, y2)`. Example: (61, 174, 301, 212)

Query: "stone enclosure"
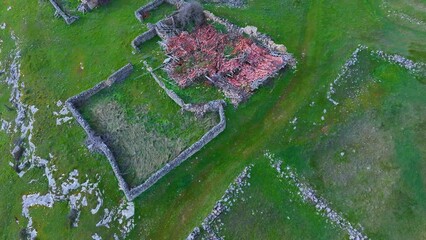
(67, 64, 226, 201)
(67, 0, 292, 201)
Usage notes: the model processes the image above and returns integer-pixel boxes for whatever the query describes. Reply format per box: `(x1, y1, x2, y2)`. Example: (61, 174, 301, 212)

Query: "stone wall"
(67, 64, 133, 105)
(131, 28, 158, 50)
(143, 61, 185, 107)
(134, 0, 184, 22)
(106, 63, 134, 84)
(135, 0, 166, 22)
(66, 63, 134, 200)
(49, 0, 79, 25)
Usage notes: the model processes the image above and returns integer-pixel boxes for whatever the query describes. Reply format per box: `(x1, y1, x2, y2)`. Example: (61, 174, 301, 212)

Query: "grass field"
(0, 0, 425, 239)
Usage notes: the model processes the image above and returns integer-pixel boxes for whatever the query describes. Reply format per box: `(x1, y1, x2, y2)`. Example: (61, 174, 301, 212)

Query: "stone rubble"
(327, 45, 425, 107)
(380, 1, 425, 27)
(371, 50, 426, 76)
(202, 0, 246, 8)
(92, 233, 103, 240)
(326, 45, 367, 106)
(53, 100, 73, 125)
(21, 166, 103, 239)
(186, 164, 254, 240)
(96, 200, 135, 238)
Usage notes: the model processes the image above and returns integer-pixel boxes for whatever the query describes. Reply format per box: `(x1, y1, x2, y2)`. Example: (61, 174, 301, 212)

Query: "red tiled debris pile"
(164, 25, 285, 90)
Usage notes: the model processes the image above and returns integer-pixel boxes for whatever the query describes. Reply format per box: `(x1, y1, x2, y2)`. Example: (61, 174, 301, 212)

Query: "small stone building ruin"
(132, 1, 294, 105)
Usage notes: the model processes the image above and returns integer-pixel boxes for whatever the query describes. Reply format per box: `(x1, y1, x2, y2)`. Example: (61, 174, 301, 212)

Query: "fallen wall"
(49, 0, 79, 25)
(134, 0, 184, 22)
(143, 61, 185, 107)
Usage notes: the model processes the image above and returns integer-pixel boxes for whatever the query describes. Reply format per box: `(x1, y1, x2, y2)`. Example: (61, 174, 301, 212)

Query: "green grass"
(0, 0, 425, 239)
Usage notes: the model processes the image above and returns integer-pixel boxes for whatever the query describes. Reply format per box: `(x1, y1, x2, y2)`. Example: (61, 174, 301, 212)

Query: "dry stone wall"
(134, 0, 184, 22)
(204, 10, 290, 56)
(135, 0, 166, 22)
(131, 28, 158, 50)
(66, 63, 134, 200)
(49, 0, 79, 25)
